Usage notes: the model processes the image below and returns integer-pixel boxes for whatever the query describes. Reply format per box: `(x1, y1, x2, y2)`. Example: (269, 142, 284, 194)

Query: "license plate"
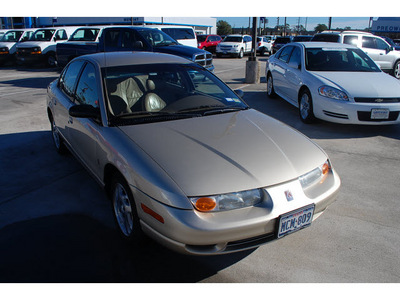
(277, 205, 314, 239)
(371, 108, 389, 119)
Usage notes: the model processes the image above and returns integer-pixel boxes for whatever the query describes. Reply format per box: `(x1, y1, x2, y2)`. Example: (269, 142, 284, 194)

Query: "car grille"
(354, 97, 400, 103)
(17, 47, 35, 57)
(194, 53, 213, 67)
(219, 45, 232, 51)
(224, 233, 276, 252)
(358, 111, 400, 122)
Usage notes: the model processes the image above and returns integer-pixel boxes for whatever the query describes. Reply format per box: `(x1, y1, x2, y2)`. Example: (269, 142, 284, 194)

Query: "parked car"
(256, 36, 272, 56)
(0, 29, 9, 40)
(271, 36, 292, 54)
(16, 27, 78, 66)
(292, 35, 313, 42)
(266, 42, 400, 124)
(56, 26, 214, 72)
(312, 31, 400, 79)
(197, 34, 222, 52)
(216, 34, 252, 58)
(143, 25, 197, 48)
(0, 29, 35, 65)
(47, 51, 340, 255)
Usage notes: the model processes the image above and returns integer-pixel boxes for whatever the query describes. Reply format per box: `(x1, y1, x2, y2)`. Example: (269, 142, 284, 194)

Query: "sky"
(216, 17, 374, 31)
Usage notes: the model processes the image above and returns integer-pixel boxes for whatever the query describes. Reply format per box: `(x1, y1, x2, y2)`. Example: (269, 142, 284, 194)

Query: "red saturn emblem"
(285, 190, 294, 201)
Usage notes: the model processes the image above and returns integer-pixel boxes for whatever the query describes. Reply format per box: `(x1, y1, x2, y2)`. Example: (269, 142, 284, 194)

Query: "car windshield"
(0, 31, 23, 42)
(31, 29, 55, 41)
(224, 36, 242, 42)
(136, 28, 178, 47)
(275, 37, 290, 43)
(311, 34, 340, 42)
(103, 63, 248, 124)
(69, 28, 100, 41)
(306, 47, 381, 72)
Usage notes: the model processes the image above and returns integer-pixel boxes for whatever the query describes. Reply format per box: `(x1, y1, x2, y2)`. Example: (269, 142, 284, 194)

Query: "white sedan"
(266, 42, 400, 124)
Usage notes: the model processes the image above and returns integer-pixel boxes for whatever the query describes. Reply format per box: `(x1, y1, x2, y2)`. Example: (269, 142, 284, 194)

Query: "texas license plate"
(277, 205, 314, 238)
(371, 108, 389, 119)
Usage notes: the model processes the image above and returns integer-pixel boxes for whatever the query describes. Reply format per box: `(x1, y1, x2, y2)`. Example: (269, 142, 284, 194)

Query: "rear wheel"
(299, 89, 315, 123)
(267, 74, 277, 98)
(238, 48, 244, 58)
(50, 115, 67, 154)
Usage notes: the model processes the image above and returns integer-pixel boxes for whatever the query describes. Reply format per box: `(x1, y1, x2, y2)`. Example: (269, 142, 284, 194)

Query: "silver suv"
(312, 31, 400, 79)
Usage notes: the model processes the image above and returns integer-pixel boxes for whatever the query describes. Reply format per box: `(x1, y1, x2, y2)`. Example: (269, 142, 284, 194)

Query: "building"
(371, 17, 400, 38)
(1, 17, 216, 34)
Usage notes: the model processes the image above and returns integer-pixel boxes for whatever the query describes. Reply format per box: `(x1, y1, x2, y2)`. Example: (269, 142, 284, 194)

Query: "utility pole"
(245, 17, 260, 84)
(328, 17, 332, 30)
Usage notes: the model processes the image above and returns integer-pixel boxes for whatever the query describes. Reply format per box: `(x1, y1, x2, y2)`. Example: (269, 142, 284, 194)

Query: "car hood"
(154, 44, 209, 59)
(119, 109, 327, 196)
(16, 41, 51, 48)
(310, 71, 400, 97)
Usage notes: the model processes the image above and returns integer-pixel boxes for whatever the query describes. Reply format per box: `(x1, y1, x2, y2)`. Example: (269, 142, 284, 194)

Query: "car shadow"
(0, 74, 58, 89)
(242, 91, 400, 141)
(0, 214, 254, 283)
(0, 130, 254, 282)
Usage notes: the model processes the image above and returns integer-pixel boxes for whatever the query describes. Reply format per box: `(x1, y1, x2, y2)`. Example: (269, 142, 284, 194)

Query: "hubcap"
(113, 183, 134, 237)
(300, 93, 310, 119)
(394, 62, 400, 79)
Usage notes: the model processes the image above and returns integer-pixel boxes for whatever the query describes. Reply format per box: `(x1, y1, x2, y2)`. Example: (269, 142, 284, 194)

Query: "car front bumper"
(312, 94, 400, 125)
(132, 169, 341, 255)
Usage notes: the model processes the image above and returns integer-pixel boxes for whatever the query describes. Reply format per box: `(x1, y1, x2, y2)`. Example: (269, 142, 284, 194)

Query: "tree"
(315, 24, 328, 32)
(217, 20, 232, 36)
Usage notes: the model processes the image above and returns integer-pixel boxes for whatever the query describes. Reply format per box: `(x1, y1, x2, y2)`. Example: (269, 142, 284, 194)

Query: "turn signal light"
(322, 161, 331, 176)
(194, 197, 216, 212)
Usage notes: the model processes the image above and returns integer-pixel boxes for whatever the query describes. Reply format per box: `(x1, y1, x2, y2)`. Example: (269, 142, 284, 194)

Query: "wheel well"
(298, 86, 310, 103)
(47, 108, 53, 122)
(103, 164, 124, 198)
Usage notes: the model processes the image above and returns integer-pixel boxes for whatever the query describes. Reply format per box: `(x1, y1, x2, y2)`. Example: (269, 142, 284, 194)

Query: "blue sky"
(216, 17, 375, 31)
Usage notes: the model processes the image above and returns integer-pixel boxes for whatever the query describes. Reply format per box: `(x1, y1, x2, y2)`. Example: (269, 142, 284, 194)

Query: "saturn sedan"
(266, 42, 400, 124)
(47, 51, 340, 255)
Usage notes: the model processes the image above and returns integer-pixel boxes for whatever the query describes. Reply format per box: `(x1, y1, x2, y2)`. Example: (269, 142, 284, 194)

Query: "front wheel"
(238, 48, 244, 58)
(111, 175, 144, 242)
(393, 60, 400, 79)
(299, 89, 315, 123)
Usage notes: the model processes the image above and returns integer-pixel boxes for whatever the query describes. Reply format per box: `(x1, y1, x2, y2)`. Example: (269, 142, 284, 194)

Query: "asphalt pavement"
(0, 57, 399, 285)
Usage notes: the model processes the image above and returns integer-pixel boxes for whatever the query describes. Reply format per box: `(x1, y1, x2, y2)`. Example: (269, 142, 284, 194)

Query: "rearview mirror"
(69, 104, 100, 119)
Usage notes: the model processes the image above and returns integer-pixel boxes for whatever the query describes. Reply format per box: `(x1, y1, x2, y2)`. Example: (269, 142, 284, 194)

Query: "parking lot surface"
(0, 57, 399, 283)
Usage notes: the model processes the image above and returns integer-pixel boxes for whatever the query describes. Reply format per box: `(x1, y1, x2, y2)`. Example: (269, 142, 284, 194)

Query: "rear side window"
(59, 60, 85, 97)
(161, 28, 195, 40)
(362, 37, 376, 49)
(343, 35, 358, 46)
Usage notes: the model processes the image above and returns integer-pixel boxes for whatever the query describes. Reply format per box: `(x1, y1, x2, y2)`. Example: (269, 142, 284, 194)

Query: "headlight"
(318, 86, 349, 101)
(233, 44, 239, 48)
(299, 160, 331, 189)
(190, 188, 263, 212)
(0, 47, 9, 54)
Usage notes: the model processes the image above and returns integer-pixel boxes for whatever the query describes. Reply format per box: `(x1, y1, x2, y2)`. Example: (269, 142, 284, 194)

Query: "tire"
(393, 60, 400, 79)
(238, 48, 244, 58)
(46, 53, 56, 67)
(50, 115, 67, 154)
(111, 174, 144, 242)
(267, 73, 277, 98)
(298, 89, 315, 124)
(260, 48, 266, 56)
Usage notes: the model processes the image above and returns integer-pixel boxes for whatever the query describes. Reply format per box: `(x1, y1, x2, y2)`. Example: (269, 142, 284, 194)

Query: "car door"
(282, 46, 303, 104)
(53, 60, 86, 142)
(271, 46, 294, 98)
(245, 36, 252, 53)
(67, 61, 102, 175)
(361, 36, 391, 70)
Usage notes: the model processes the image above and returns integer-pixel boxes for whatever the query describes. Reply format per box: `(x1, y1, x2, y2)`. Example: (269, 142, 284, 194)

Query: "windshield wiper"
(110, 111, 201, 125)
(178, 105, 248, 116)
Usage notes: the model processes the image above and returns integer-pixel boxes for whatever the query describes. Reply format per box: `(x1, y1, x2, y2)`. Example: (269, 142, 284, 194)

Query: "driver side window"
(75, 63, 99, 108)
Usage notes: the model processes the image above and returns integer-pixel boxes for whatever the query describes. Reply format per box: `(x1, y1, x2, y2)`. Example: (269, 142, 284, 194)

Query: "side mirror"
(234, 89, 244, 98)
(386, 46, 393, 54)
(69, 104, 100, 119)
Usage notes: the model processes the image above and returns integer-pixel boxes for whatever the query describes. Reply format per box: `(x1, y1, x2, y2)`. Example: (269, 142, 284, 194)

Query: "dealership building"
(371, 17, 400, 38)
(0, 17, 217, 34)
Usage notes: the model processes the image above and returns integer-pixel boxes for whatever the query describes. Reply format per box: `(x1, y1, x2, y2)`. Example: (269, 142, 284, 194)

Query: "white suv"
(312, 31, 400, 79)
(216, 34, 252, 58)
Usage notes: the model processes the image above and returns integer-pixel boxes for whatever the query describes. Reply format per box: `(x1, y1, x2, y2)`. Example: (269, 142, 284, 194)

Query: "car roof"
(293, 41, 359, 49)
(78, 51, 193, 68)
